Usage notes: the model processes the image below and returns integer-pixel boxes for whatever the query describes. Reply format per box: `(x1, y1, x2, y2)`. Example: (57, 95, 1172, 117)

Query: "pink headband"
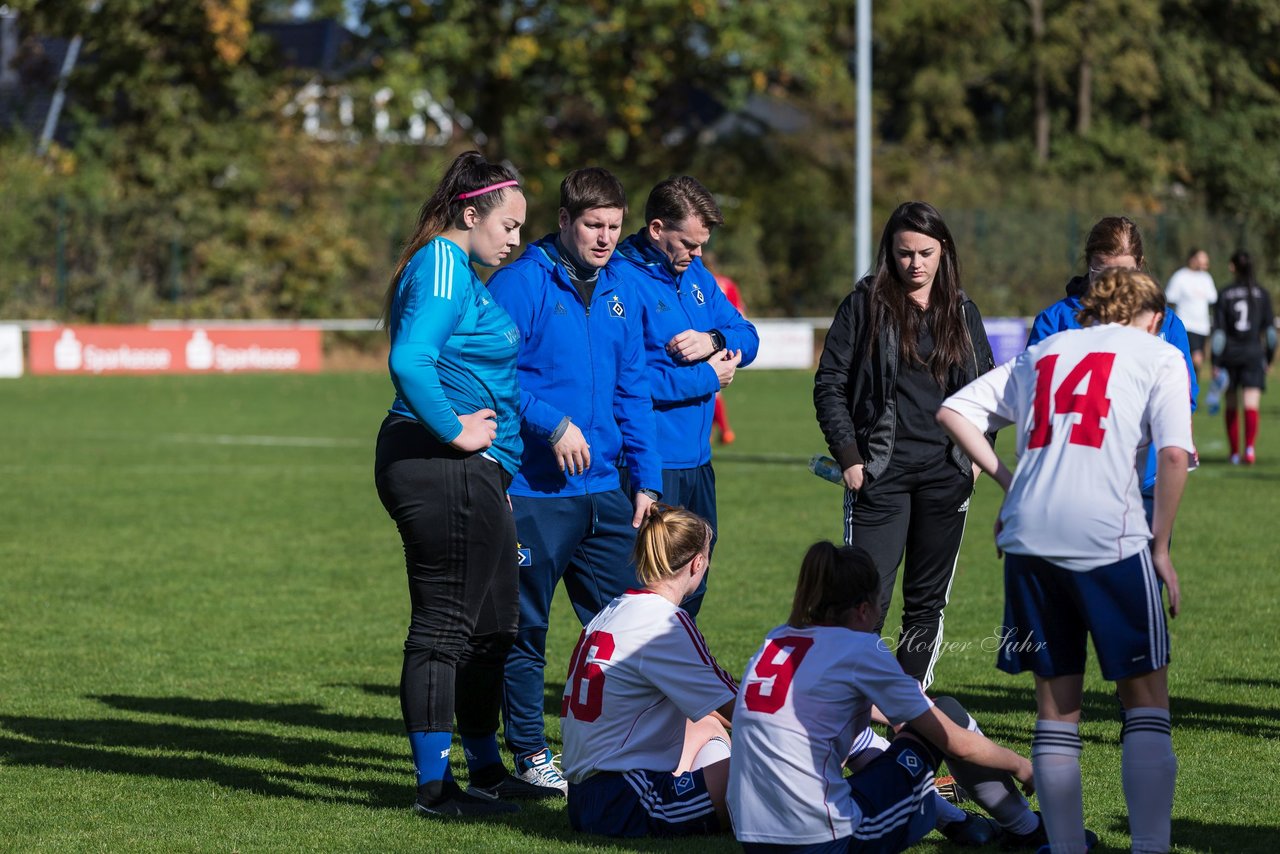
(455, 180, 519, 200)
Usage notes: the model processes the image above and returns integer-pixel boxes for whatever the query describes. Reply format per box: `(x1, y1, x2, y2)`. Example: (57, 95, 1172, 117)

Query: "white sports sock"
(691, 735, 730, 770)
(1122, 708, 1176, 853)
(844, 728, 890, 774)
(1032, 720, 1089, 854)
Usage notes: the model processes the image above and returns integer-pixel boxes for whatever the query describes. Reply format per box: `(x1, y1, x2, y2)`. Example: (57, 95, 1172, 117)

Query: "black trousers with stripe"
(844, 461, 973, 689)
(375, 415, 519, 735)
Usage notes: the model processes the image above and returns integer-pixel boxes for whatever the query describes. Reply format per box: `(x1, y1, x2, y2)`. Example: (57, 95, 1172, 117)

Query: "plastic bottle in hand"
(809, 454, 844, 485)
(1206, 367, 1228, 415)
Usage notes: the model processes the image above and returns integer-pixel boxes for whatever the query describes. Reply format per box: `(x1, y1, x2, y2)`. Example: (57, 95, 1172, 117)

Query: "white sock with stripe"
(1032, 720, 1089, 853)
(691, 735, 730, 770)
(1122, 707, 1175, 853)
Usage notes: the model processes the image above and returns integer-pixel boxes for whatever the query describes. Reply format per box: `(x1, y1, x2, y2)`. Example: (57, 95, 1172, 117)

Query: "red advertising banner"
(28, 326, 323, 375)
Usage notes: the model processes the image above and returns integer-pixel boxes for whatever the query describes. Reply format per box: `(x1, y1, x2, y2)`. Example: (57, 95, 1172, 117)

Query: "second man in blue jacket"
(611, 176, 759, 616)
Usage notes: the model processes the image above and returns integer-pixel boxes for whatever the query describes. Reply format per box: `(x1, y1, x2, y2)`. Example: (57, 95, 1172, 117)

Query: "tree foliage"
(2, 0, 1279, 322)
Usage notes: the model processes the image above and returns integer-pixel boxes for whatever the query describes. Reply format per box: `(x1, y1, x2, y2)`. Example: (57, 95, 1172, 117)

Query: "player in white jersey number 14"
(938, 268, 1194, 854)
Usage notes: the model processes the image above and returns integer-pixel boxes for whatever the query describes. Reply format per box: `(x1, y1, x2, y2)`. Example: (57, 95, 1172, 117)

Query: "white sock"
(844, 728, 890, 774)
(1122, 708, 1176, 853)
(691, 735, 730, 770)
(1032, 720, 1089, 854)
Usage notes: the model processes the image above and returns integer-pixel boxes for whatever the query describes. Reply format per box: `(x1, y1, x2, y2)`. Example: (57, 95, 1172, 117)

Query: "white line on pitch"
(157, 433, 362, 448)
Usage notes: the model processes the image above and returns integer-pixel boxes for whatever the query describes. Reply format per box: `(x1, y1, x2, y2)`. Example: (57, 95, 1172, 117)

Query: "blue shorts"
(741, 740, 937, 854)
(568, 768, 720, 838)
(998, 551, 1170, 681)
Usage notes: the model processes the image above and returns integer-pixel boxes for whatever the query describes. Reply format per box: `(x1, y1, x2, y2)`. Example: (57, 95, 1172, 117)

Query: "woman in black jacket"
(814, 201, 994, 688)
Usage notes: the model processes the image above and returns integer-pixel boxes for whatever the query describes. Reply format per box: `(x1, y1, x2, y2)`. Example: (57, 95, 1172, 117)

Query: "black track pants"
(375, 415, 519, 735)
(844, 462, 972, 689)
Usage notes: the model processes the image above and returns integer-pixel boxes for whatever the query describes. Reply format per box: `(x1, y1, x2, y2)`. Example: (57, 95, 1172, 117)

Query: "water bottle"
(1206, 367, 1227, 415)
(809, 454, 844, 485)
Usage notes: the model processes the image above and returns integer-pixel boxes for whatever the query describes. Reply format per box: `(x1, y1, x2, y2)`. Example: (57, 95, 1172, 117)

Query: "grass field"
(2, 369, 1278, 853)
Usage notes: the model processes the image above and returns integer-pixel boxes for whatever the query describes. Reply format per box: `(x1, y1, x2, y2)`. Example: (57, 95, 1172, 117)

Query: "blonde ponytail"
(632, 505, 712, 585)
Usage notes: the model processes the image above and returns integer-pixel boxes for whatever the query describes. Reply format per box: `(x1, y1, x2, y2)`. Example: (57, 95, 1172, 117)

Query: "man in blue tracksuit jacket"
(487, 168, 663, 794)
(1029, 271, 1198, 521)
(610, 175, 759, 616)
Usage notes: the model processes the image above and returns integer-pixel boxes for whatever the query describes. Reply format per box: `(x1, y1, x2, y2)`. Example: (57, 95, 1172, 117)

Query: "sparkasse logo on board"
(29, 326, 322, 375)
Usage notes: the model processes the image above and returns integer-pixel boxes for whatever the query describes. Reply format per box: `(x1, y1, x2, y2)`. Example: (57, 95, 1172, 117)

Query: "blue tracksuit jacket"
(387, 237, 522, 475)
(487, 235, 663, 497)
(1028, 275, 1198, 494)
(611, 232, 760, 469)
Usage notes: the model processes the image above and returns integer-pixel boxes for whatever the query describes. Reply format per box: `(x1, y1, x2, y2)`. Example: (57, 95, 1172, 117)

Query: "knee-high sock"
(1032, 720, 1089, 854)
(1122, 708, 1176, 853)
(1245, 408, 1259, 450)
(931, 697, 1037, 835)
(1226, 408, 1240, 455)
(409, 730, 453, 787)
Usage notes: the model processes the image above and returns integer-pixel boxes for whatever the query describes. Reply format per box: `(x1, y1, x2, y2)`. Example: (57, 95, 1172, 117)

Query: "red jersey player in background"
(559, 505, 736, 838)
(938, 268, 1193, 854)
(708, 256, 745, 444)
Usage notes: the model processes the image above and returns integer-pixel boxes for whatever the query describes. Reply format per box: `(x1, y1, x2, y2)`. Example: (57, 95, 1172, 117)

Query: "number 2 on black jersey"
(1028, 352, 1116, 450)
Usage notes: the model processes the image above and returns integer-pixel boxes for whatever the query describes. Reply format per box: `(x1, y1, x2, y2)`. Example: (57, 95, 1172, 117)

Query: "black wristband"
(637, 488, 661, 501)
(708, 328, 726, 352)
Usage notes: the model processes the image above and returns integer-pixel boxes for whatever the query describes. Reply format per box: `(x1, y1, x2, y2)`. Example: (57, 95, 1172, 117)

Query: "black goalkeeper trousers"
(375, 415, 518, 736)
(843, 461, 973, 690)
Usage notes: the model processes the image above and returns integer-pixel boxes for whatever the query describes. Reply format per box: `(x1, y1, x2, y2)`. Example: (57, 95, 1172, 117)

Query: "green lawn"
(1, 370, 1276, 852)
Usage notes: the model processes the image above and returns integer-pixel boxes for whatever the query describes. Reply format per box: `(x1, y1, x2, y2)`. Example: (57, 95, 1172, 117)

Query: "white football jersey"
(727, 625, 932, 844)
(943, 323, 1194, 570)
(559, 590, 737, 783)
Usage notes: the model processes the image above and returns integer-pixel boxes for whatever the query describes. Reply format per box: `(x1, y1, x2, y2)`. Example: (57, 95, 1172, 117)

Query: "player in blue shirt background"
(1027, 215, 1198, 522)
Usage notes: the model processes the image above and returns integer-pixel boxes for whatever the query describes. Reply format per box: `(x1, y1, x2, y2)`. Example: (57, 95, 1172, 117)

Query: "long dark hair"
(380, 151, 522, 329)
(868, 201, 970, 388)
(1230, 249, 1262, 334)
(788, 542, 881, 628)
(1231, 249, 1256, 287)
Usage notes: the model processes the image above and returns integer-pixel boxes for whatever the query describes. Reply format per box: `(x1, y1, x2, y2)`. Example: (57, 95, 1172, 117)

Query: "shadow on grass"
(1209, 676, 1280, 692)
(0, 697, 410, 810)
(90, 694, 401, 735)
(946, 682, 1280, 744)
(325, 682, 398, 699)
(1104, 814, 1280, 853)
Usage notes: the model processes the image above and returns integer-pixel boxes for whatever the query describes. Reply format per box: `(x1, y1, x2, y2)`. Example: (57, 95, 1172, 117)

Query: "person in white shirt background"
(1163, 247, 1217, 383)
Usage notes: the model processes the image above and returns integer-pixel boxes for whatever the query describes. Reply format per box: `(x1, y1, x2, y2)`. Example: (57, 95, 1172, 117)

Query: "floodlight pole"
(854, 0, 872, 278)
(37, 0, 102, 157)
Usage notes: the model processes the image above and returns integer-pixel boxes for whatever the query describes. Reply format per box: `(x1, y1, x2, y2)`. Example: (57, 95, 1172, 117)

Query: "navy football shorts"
(568, 767, 720, 838)
(998, 550, 1170, 681)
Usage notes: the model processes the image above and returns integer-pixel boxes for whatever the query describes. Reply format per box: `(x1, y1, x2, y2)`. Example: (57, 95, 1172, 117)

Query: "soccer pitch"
(1, 370, 1276, 852)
